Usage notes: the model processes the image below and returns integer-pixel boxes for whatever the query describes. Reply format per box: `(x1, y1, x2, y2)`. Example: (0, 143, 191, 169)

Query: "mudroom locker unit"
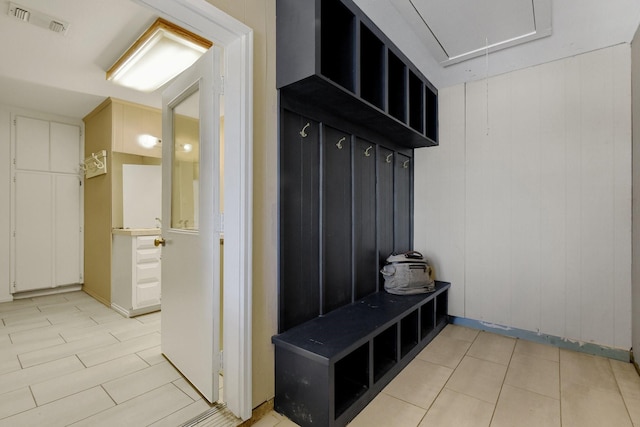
(273, 0, 449, 425)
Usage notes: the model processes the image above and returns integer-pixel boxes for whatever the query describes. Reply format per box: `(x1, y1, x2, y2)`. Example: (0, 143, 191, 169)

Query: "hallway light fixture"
(106, 18, 212, 92)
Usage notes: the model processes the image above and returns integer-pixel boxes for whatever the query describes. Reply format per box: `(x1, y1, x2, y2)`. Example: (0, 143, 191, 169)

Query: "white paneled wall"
(415, 44, 632, 349)
(0, 108, 11, 302)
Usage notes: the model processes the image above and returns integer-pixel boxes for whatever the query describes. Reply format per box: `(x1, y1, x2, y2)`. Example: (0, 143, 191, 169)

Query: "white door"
(159, 47, 222, 403)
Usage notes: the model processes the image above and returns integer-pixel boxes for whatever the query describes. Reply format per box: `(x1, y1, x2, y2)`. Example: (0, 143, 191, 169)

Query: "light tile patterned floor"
(6, 292, 640, 427)
(260, 324, 640, 427)
(0, 291, 231, 427)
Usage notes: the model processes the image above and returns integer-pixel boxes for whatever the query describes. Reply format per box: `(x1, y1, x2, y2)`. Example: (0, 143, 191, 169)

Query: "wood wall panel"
(394, 153, 412, 253)
(322, 125, 353, 314)
(279, 110, 320, 331)
(279, 109, 414, 331)
(377, 147, 394, 267)
(538, 59, 568, 338)
(354, 138, 378, 299)
(414, 44, 632, 349)
(414, 84, 466, 317)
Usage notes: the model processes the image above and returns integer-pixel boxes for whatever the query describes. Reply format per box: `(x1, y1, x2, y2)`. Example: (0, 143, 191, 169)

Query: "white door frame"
(134, 0, 253, 420)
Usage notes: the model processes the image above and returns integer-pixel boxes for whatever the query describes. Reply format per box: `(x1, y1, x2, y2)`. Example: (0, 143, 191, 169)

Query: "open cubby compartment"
(435, 290, 448, 325)
(425, 87, 438, 142)
(359, 23, 385, 110)
(335, 342, 370, 419)
(387, 50, 407, 123)
(409, 70, 424, 133)
(373, 323, 397, 383)
(400, 308, 419, 358)
(420, 298, 435, 340)
(321, 0, 356, 93)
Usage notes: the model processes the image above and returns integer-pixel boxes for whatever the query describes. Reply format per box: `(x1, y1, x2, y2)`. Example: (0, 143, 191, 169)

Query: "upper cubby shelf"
(276, 0, 438, 149)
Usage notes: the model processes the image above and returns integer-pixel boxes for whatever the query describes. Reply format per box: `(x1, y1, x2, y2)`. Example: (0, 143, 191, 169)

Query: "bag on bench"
(381, 251, 435, 295)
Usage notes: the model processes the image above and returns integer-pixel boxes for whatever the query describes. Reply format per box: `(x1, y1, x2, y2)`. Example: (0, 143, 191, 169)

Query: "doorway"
(135, 0, 253, 420)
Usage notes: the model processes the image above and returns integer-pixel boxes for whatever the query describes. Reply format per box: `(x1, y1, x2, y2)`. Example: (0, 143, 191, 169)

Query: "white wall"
(632, 28, 640, 357)
(0, 107, 11, 302)
(415, 44, 632, 350)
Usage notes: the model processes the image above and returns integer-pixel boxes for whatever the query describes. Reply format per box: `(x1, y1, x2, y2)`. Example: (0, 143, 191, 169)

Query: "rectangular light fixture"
(106, 18, 212, 92)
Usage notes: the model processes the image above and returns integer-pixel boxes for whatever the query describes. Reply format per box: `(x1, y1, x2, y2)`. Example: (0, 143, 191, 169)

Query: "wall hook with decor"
(299, 122, 310, 138)
(336, 137, 346, 150)
(386, 153, 393, 163)
(403, 160, 410, 169)
(364, 146, 373, 157)
(83, 150, 108, 178)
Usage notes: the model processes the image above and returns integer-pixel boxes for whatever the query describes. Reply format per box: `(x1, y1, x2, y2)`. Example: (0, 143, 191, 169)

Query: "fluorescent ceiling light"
(106, 18, 212, 92)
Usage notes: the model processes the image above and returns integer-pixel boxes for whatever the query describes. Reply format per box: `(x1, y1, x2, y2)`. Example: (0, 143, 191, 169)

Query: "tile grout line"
(608, 358, 635, 425)
(559, 349, 563, 426)
(414, 327, 482, 426)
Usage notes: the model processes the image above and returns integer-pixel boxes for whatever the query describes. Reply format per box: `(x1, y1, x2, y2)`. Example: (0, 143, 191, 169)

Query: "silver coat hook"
(403, 160, 410, 169)
(299, 122, 310, 138)
(364, 146, 373, 157)
(386, 154, 393, 163)
(336, 137, 346, 149)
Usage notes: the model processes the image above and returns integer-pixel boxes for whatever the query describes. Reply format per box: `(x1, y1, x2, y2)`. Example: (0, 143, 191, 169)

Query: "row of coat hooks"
(81, 150, 108, 178)
(298, 122, 410, 168)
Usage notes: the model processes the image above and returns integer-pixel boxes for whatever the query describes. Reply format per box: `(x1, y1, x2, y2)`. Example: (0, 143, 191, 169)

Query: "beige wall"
(204, 0, 278, 408)
(416, 44, 633, 350)
(83, 101, 113, 305)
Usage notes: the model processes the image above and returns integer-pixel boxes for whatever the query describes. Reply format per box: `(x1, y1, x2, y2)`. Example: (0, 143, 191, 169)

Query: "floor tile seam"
(486, 336, 516, 427)
(501, 380, 561, 401)
(17, 335, 118, 368)
(102, 376, 183, 406)
(31, 355, 151, 406)
(379, 390, 432, 414)
(411, 371, 457, 427)
(511, 349, 561, 364)
(558, 377, 624, 395)
(31, 384, 111, 412)
(76, 332, 162, 366)
(0, 386, 37, 421)
(440, 385, 498, 406)
(609, 358, 638, 424)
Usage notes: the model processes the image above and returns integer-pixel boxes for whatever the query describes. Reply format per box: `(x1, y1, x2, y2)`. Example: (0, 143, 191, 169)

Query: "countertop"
(112, 228, 161, 236)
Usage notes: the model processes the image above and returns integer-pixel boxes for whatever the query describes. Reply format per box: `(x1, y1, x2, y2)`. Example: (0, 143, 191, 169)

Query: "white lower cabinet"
(111, 231, 161, 317)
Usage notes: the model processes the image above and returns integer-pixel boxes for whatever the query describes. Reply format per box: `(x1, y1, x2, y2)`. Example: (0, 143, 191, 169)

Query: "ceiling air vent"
(9, 5, 30, 21)
(7, 2, 70, 35)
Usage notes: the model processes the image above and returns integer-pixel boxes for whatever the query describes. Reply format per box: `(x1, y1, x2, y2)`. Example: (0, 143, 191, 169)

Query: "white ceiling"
(0, 0, 159, 118)
(1, 0, 640, 120)
(354, 0, 640, 88)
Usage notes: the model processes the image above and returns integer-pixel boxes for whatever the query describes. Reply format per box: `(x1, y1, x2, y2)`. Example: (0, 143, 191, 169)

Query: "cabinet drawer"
(136, 248, 161, 264)
(136, 235, 158, 249)
(136, 262, 161, 283)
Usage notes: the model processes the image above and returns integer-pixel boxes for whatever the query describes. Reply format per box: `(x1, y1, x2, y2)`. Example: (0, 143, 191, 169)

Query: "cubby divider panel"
(373, 324, 397, 383)
(321, 0, 356, 93)
(420, 299, 435, 340)
(409, 71, 424, 133)
(360, 24, 385, 110)
(436, 291, 449, 325)
(400, 309, 419, 358)
(335, 342, 370, 419)
(425, 88, 438, 142)
(387, 51, 407, 123)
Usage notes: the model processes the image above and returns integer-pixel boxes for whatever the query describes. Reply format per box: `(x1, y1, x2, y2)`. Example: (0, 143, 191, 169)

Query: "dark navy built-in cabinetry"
(276, 0, 438, 148)
(273, 282, 450, 426)
(275, 0, 445, 425)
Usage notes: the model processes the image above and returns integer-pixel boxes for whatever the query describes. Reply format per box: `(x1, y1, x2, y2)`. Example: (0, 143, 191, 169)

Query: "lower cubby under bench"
(272, 281, 451, 427)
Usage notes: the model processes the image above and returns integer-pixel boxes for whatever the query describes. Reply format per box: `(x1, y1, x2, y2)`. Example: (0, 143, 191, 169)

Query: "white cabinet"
(111, 231, 161, 317)
(11, 115, 83, 294)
